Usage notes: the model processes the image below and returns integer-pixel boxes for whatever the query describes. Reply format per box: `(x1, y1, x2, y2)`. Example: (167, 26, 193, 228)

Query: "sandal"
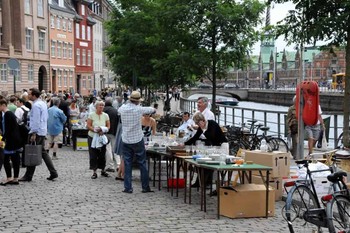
(91, 173, 98, 179)
(101, 171, 110, 177)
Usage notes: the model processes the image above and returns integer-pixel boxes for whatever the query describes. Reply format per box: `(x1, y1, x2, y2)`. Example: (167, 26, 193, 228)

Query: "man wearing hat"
(118, 91, 156, 193)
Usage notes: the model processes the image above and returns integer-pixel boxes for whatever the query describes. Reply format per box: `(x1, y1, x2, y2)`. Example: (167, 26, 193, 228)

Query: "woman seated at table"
(185, 112, 227, 190)
(185, 112, 227, 146)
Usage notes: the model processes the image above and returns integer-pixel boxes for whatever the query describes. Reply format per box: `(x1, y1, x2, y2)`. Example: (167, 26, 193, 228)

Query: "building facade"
(49, 0, 76, 94)
(91, 1, 103, 91)
(71, 0, 95, 96)
(0, 0, 50, 95)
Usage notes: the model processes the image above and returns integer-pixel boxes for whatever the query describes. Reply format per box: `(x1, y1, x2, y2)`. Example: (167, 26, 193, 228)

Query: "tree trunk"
(343, 33, 350, 147)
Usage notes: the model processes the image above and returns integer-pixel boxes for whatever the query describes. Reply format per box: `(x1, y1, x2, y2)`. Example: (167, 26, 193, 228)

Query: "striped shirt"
(118, 102, 154, 144)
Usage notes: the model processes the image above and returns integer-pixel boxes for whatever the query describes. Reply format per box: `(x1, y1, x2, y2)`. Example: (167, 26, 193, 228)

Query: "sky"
(252, 2, 296, 55)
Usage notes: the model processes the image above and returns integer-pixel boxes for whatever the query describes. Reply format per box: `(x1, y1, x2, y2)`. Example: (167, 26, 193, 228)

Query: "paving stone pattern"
(0, 146, 319, 233)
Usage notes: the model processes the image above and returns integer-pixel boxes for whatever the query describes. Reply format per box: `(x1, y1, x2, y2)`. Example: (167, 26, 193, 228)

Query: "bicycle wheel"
(268, 137, 289, 152)
(335, 133, 343, 149)
(283, 185, 318, 232)
(327, 195, 350, 233)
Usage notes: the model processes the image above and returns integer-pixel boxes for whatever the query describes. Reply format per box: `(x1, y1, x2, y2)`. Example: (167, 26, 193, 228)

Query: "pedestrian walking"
(19, 88, 58, 182)
(287, 96, 298, 159)
(0, 99, 22, 185)
(118, 91, 155, 193)
(47, 97, 67, 160)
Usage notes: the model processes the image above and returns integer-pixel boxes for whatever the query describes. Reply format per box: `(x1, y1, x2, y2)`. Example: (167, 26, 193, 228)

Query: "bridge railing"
(179, 97, 343, 148)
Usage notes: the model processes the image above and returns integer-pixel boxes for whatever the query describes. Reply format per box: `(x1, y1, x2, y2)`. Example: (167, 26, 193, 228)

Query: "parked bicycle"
(282, 149, 345, 233)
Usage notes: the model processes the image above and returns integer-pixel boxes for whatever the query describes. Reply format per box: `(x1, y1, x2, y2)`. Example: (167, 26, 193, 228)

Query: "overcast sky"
(252, 2, 296, 55)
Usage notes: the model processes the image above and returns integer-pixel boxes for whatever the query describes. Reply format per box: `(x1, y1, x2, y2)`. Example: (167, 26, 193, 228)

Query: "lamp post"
(273, 48, 279, 89)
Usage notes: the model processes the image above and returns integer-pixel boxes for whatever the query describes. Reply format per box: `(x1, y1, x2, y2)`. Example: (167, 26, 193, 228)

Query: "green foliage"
(105, 0, 265, 111)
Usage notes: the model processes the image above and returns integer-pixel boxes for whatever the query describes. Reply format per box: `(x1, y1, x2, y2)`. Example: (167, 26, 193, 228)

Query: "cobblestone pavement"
(0, 146, 320, 233)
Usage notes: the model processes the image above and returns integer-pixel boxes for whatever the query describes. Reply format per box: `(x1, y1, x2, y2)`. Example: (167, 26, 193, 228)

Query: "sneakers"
(101, 171, 110, 177)
(47, 174, 58, 181)
(122, 189, 133, 194)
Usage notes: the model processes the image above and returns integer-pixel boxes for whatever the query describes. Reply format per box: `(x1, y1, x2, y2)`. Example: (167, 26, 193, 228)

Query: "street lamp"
(273, 48, 279, 89)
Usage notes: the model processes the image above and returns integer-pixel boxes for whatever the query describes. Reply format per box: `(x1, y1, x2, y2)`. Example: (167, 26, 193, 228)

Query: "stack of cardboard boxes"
(245, 150, 291, 201)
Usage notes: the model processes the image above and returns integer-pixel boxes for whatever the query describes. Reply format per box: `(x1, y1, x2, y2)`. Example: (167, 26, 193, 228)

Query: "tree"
(269, 0, 350, 147)
(163, 0, 265, 112)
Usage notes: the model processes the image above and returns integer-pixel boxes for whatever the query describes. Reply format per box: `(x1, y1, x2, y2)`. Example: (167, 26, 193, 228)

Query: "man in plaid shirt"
(118, 91, 156, 193)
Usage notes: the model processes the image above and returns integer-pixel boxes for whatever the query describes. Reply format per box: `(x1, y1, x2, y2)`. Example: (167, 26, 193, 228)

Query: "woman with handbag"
(86, 100, 110, 179)
(0, 99, 23, 185)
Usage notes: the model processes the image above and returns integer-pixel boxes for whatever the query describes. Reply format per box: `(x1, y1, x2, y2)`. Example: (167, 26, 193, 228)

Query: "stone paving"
(0, 147, 294, 233)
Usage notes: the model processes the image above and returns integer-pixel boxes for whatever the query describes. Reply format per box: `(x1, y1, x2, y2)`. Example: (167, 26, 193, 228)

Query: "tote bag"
(24, 143, 43, 166)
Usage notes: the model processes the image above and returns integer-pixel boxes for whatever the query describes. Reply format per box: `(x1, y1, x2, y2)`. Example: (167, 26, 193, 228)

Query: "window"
(88, 76, 92, 88)
(37, 0, 43, 17)
(56, 17, 61, 30)
(68, 20, 72, 32)
(64, 70, 68, 87)
(75, 23, 80, 39)
(38, 30, 45, 52)
(25, 28, 33, 51)
(28, 64, 34, 82)
(57, 41, 61, 58)
(58, 70, 62, 87)
(10, 69, 21, 81)
(81, 5, 85, 15)
(68, 43, 72, 59)
(62, 19, 67, 31)
(82, 49, 86, 65)
(69, 71, 73, 86)
(82, 76, 86, 88)
(87, 26, 91, 41)
(82, 25, 85, 40)
(25, 0, 31, 14)
(87, 50, 91, 66)
(50, 16, 55, 28)
(0, 63, 7, 81)
(51, 41, 56, 57)
(76, 48, 80, 65)
(62, 42, 67, 59)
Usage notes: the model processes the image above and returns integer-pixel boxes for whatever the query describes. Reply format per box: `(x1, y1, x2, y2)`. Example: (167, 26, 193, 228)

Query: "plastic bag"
(321, 130, 327, 150)
(297, 161, 331, 179)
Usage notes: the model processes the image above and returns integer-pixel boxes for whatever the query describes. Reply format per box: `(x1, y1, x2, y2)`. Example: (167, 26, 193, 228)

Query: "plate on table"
(196, 157, 212, 164)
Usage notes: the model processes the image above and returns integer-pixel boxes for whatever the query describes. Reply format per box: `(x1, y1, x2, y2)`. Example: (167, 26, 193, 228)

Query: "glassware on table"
(185, 145, 191, 155)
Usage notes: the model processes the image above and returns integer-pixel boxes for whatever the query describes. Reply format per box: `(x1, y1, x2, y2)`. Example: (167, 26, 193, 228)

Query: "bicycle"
(252, 126, 289, 153)
(322, 171, 350, 233)
(335, 132, 344, 149)
(282, 150, 341, 233)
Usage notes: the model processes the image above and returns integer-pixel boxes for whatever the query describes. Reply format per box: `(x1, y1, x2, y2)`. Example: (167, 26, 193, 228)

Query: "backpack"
(20, 106, 29, 126)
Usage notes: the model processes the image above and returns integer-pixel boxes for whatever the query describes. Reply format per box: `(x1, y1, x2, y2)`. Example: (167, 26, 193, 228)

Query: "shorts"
(46, 134, 63, 145)
(305, 124, 320, 140)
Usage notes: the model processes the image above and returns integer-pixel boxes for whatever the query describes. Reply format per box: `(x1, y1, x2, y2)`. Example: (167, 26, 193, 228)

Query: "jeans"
(121, 139, 149, 191)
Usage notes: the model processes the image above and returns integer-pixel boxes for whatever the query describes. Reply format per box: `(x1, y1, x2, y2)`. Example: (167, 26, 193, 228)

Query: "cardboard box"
(281, 176, 330, 199)
(76, 137, 88, 151)
(245, 150, 290, 178)
(220, 184, 275, 218)
(251, 175, 283, 201)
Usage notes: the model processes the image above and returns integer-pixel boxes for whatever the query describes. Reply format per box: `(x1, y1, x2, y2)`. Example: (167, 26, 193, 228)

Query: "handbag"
(24, 143, 43, 166)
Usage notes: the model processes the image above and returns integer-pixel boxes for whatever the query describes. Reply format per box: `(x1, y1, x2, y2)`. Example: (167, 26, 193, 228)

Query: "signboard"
(7, 58, 20, 70)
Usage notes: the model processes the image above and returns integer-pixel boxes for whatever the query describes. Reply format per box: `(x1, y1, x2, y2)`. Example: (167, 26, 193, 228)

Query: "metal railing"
(180, 97, 343, 148)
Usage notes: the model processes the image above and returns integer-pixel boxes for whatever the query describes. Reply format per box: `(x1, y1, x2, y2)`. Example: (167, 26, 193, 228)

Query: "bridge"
(182, 88, 248, 101)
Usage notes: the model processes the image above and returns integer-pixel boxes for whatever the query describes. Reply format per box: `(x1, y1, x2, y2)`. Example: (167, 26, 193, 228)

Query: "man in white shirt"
(195, 97, 214, 120)
(176, 112, 195, 140)
(118, 91, 156, 194)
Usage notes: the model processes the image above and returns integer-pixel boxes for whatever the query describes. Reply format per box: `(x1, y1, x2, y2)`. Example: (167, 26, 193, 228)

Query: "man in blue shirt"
(19, 88, 58, 182)
(47, 97, 67, 160)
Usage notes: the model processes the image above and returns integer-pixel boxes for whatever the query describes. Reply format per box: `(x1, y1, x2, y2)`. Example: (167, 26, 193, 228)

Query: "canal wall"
(183, 88, 343, 112)
(247, 90, 343, 112)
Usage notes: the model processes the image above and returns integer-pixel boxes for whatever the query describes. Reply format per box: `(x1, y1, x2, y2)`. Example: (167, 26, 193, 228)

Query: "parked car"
(224, 83, 240, 89)
(197, 83, 213, 89)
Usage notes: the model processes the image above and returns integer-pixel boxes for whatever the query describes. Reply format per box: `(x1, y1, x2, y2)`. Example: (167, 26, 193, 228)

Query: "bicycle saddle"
(327, 171, 347, 183)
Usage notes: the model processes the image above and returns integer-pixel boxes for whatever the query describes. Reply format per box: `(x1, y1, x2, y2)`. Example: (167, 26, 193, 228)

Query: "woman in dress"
(86, 100, 110, 179)
(0, 99, 22, 185)
(141, 114, 157, 143)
